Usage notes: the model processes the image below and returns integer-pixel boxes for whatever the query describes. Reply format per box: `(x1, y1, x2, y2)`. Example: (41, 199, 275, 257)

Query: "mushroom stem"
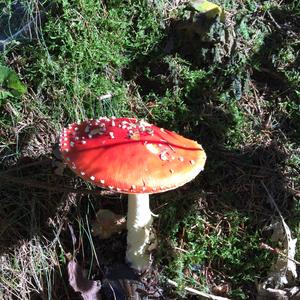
(126, 193, 153, 272)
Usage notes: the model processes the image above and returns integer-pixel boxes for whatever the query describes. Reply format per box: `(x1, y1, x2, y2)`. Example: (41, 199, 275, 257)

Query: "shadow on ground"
(0, 149, 128, 299)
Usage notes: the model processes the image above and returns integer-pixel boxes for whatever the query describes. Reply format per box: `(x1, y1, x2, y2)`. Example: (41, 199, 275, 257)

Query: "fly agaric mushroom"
(60, 117, 206, 272)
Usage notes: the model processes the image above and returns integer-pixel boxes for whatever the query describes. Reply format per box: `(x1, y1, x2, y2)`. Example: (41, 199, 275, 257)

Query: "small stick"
(166, 278, 231, 300)
(267, 11, 281, 29)
(174, 246, 190, 253)
(98, 92, 112, 101)
(260, 242, 300, 265)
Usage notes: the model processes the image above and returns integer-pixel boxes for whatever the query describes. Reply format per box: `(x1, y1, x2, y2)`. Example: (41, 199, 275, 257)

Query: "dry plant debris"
(68, 259, 102, 300)
(257, 182, 299, 299)
(92, 209, 126, 239)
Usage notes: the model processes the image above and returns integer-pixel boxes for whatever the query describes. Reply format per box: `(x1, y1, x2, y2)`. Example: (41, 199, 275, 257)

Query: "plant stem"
(126, 193, 153, 272)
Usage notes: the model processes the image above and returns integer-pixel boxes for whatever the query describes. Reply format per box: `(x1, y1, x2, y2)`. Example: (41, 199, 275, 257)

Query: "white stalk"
(126, 193, 153, 272)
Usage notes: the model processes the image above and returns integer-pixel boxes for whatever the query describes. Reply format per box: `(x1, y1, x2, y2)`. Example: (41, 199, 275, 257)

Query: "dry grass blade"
(166, 279, 231, 300)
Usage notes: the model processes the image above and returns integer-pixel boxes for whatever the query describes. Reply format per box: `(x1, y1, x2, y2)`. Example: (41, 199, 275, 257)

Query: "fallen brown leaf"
(68, 259, 102, 300)
(92, 209, 126, 239)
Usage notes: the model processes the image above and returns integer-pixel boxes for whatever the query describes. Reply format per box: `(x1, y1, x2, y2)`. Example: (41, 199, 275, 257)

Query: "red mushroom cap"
(60, 117, 206, 194)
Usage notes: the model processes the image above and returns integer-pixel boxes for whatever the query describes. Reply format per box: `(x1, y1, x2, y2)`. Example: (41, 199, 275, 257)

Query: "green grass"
(157, 197, 273, 298)
(157, 163, 294, 299)
(18, 0, 164, 121)
(0, 0, 300, 299)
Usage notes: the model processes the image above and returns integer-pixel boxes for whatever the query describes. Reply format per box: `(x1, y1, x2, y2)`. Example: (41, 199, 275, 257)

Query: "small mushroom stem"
(126, 193, 153, 272)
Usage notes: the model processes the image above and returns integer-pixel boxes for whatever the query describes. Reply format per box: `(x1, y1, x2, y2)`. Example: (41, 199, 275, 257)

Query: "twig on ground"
(166, 278, 231, 300)
(261, 181, 285, 223)
(260, 242, 300, 265)
(97, 92, 112, 101)
(174, 246, 190, 253)
(267, 11, 281, 29)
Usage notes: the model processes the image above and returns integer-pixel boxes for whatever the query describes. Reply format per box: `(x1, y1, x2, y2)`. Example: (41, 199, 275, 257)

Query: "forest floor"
(0, 0, 299, 299)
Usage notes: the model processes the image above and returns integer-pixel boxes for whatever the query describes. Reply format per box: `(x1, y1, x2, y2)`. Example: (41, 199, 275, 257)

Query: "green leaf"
(0, 89, 14, 103)
(188, 0, 225, 21)
(0, 65, 27, 97)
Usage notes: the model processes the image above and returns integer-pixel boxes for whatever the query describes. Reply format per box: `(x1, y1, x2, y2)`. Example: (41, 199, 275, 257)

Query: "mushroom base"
(126, 194, 153, 272)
